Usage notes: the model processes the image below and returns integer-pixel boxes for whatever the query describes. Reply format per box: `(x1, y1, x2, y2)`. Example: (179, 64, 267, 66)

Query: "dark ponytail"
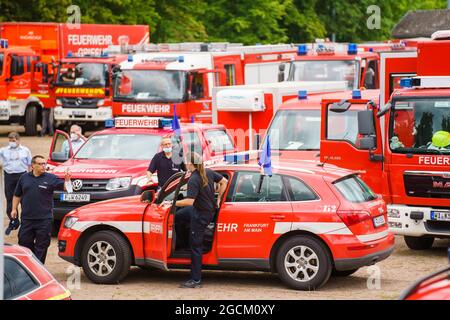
(188, 152, 208, 187)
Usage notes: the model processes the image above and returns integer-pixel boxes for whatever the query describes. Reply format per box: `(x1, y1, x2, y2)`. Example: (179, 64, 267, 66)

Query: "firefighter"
(170, 152, 228, 288)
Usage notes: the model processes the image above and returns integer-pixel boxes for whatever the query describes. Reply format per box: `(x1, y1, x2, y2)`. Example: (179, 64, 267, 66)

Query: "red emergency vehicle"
(57, 159, 394, 290)
(0, 22, 149, 135)
(4, 243, 71, 300)
(48, 117, 236, 228)
(400, 248, 450, 300)
(320, 39, 450, 250)
(109, 43, 297, 123)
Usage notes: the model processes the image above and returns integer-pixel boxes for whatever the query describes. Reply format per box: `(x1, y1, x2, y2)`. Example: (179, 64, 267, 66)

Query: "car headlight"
(97, 99, 105, 107)
(106, 177, 131, 191)
(64, 217, 79, 229)
(56, 99, 62, 106)
(131, 175, 153, 187)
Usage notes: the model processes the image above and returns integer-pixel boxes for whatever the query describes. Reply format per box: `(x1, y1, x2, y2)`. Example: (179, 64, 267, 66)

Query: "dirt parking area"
(1, 127, 449, 300)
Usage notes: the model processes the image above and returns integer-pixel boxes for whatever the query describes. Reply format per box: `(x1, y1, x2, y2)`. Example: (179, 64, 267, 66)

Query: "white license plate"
(373, 215, 386, 228)
(72, 110, 86, 116)
(431, 211, 450, 222)
(60, 193, 90, 202)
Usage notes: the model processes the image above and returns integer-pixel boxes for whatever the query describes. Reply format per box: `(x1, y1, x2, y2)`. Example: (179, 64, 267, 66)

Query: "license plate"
(60, 193, 90, 202)
(72, 110, 86, 116)
(373, 215, 386, 228)
(431, 211, 450, 222)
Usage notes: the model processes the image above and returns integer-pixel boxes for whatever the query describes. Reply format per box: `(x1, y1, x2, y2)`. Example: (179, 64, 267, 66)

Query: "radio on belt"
(105, 117, 173, 129)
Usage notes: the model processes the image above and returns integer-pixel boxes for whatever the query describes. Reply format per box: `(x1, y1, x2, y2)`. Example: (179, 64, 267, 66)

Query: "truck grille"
(71, 179, 109, 192)
(60, 97, 99, 109)
(404, 171, 450, 199)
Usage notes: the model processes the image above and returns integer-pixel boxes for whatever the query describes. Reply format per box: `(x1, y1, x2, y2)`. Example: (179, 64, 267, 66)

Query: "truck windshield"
(75, 134, 161, 160)
(390, 98, 450, 155)
(267, 110, 321, 150)
(57, 62, 107, 87)
(288, 60, 358, 90)
(113, 70, 187, 102)
(0, 53, 3, 76)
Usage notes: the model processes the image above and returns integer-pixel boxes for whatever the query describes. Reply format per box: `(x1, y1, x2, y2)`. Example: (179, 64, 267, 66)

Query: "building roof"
(392, 9, 450, 39)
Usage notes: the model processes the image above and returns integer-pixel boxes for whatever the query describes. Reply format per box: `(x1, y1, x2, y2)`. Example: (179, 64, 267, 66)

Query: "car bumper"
(387, 204, 450, 238)
(334, 246, 395, 271)
(53, 185, 142, 221)
(53, 106, 112, 122)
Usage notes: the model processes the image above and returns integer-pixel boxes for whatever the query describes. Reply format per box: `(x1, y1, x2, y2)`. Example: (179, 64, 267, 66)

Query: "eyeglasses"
(34, 162, 47, 166)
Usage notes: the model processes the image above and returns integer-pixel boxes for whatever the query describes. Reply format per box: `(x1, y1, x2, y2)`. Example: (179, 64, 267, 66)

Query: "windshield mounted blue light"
(297, 44, 307, 56)
(400, 78, 413, 88)
(298, 90, 308, 100)
(352, 90, 362, 99)
(105, 119, 115, 128)
(101, 51, 109, 58)
(67, 51, 73, 58)
(348, 43, 358, 55)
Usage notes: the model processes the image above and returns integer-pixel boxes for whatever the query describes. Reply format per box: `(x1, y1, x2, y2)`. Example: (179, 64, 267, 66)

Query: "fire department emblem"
(72, 179, 83, 191)
(75, 98, 83, 106)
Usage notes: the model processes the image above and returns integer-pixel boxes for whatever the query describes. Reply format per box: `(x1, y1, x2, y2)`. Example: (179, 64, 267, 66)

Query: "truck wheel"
(404, 236, 434, 250)
(276, 235, 332, 290)
(81, 230, 132, 284)
(331, 268, 359, 277)
(25, 105, 38, 136)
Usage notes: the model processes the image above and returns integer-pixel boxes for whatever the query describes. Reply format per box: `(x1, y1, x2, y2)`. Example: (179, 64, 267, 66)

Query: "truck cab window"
(225, 64, 236, 86)
(190, 73, 204, 99)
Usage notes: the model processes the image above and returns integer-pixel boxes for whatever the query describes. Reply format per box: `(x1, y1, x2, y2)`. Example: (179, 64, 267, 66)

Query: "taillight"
(337, 210, 371, 226)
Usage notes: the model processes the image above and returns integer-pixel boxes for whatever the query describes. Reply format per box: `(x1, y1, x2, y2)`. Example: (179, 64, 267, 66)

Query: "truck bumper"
(54, 106, 112, 122)
(0, 100, 11, 121)
(387, 204, 450, 238)
(53, 184, 143, 221)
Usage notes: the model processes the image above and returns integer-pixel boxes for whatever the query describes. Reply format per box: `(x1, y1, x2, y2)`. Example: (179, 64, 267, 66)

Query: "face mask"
(70, 133, 79, 141)
(9, 142, 17, 148)
(163, 147, 172, 153)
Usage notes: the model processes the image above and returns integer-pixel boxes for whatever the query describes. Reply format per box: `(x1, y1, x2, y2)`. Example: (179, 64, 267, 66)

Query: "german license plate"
(431, 211, 450, 222)
(72, 110, 86, 116)
(60, 193, 90, 202)
(373, 215, 386, 228)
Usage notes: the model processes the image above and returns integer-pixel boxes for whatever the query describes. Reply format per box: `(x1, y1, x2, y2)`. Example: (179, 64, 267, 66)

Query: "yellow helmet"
(432, 131, 450, 148)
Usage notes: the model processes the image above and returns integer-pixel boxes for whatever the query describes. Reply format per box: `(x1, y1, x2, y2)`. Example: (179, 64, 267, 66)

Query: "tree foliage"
(0, 0, 447, 44)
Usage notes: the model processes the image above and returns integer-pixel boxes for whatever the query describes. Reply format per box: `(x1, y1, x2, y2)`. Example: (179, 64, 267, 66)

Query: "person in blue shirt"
(0, 132, 32, 227)
(11, 155, 71, 264)
(61, 124, 87, 157)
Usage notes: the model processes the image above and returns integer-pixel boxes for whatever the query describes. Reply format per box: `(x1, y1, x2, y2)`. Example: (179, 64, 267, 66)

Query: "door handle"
(271, 214, 285, 221)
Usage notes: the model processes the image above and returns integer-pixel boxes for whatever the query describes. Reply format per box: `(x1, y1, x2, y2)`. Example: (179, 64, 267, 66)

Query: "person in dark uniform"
(168, 152, 228, 288)
(147, 136, 186, 189)
(11, 155, 71, 264)
(0, 132, 32, 232)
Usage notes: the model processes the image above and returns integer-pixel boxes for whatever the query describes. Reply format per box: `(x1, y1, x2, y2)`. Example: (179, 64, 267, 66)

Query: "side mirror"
(140, 190, 155, 203)
(51, 152, 69, 162)
(359, 136, 376, 150)
(357, 110, 375, 135)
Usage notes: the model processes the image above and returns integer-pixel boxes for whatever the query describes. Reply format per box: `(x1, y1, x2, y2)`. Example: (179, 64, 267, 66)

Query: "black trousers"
(4, 171, 26, 221)
(175, 206, 213, 282)
(18, 219, 53, 264)
(41, 108, 54, 136)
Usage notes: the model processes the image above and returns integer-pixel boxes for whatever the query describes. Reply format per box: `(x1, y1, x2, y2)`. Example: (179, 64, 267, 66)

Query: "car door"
(216, 170, 293, 262)
(48, 130, 73, 167)
(142, 172, 187, 270)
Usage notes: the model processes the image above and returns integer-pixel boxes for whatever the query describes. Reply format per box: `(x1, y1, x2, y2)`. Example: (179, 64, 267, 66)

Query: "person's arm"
(26, 148, 32, 171)
(213, 172, 228, 206)
(174, 177, 199, 207)
(11, 196, 21, 219)
(175, 198, 194, 207)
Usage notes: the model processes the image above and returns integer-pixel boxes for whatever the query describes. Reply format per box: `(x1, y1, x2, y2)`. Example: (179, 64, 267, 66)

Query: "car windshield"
(113, 70, 187, 102)
(75, 134, 161, 160)
(267, 110, 321, 150)
(390, 98, 450, 155)
(57, 62, 107, 87)
(288, 60, 358, 90)
(0, 53, 4, 76)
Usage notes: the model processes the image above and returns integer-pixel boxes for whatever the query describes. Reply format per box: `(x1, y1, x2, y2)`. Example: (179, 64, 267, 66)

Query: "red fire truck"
(0, 22, 149, 135)
(320, 39, 450, 250)
(109, 43, 297, 123)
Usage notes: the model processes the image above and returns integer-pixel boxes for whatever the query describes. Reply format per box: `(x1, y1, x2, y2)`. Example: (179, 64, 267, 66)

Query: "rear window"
(204, 129, 234, 153)
(333, 175, 377, 203)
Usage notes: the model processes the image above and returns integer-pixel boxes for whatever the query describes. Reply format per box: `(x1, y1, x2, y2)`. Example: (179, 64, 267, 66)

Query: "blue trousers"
(175, 206, 213, 282)
(18, 219, 53, 264)
(4, 171, 25, 221)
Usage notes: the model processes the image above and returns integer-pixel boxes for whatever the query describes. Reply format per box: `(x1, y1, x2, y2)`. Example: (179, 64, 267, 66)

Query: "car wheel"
(25, 105, 38, 136)
(331, 268, 359, 277)
(81, 230, 132, 284)
(276, 235, 332, 290)
(404, 236, 434, 250)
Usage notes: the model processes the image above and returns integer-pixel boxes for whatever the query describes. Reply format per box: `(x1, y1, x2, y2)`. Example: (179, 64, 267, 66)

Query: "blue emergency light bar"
(0, 39, 8, 49)
(178, 56, 185, 63)
(101, 52, 109, 58)
(67, 51, 73, 58)
(127, 54, 133, 62)
(104, 117, 174, 129)
(297, 44, 308, 56)
(105, 118, 115, 128)
(347, 43, 358, 55)
(400, 78, 414, 88)
(298, 90, 308, 100)
(224, 152, 251, 164)
(352, 89, 362, 99)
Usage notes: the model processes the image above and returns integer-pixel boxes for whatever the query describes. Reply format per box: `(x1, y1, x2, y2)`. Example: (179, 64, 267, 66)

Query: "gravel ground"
(1, 126, 449, 300)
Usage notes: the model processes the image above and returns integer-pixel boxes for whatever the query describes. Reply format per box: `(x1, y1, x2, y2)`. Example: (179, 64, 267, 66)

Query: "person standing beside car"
(147, 136, 186, 189)
(11, 155, 71, 264)
(0, 132, 31, 232)
(62, 124, 87, 157)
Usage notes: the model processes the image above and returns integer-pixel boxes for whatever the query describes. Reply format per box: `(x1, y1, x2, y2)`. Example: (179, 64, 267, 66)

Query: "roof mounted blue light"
(101, 51, 109, 58)
(127, 54, 133, 62)
(297, 44, 307, 56)
(352, 89, 362, 99)
(67, 51, 73, 58)
(400, 78, 413, 88)
(0, 39, 8, 49)
(224, 152, 250, 164)
(298, 90, 308, 100)
(178, 56, 185, 63)
(105, 118, 115, 128)
(348, 43, 358, 55)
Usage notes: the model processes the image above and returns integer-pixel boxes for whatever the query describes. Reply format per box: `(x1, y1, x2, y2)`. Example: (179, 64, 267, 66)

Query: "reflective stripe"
(72, 221, 145, 233)
(356, 230, 390, 243)
(46, 290, 71, 300)
(274, 222, 352, 235)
